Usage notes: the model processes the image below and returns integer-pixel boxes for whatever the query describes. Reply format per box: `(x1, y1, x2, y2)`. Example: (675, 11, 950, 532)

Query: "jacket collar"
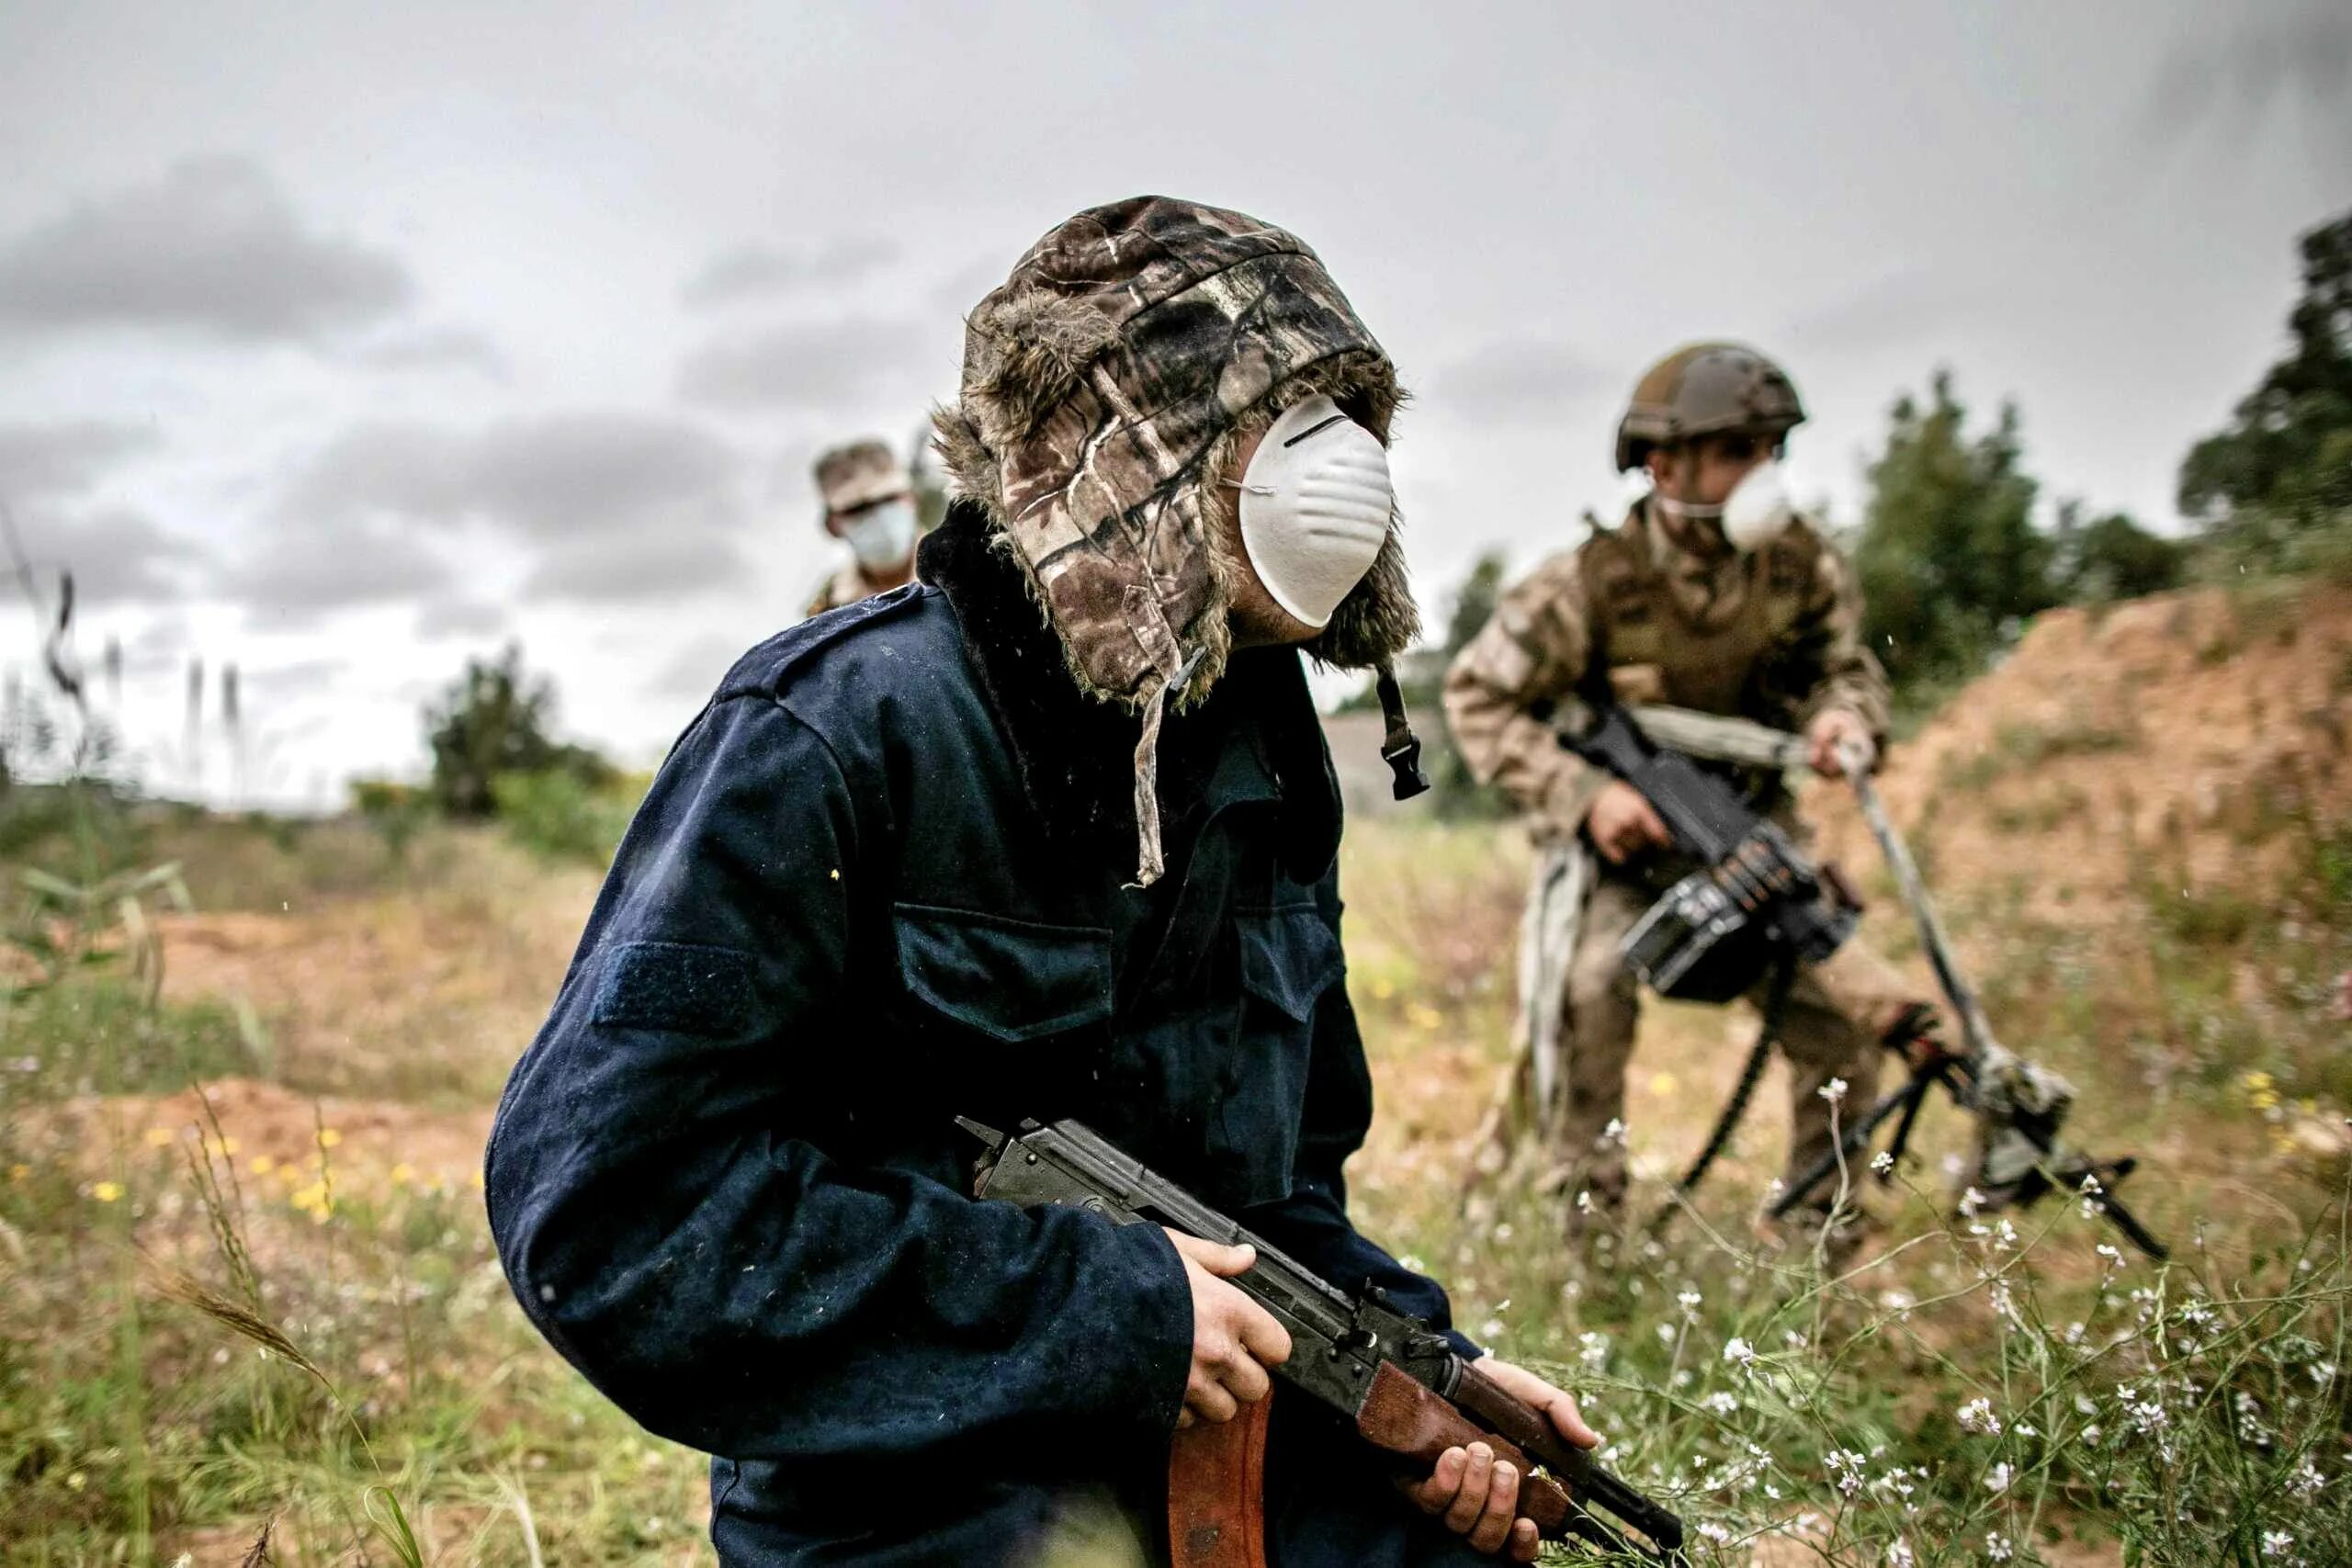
(919, 502, 1341, 880)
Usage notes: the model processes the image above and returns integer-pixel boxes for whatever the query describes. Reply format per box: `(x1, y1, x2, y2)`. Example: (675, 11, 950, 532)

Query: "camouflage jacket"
(1444, 501, 1888, 838)
(802, 558, 899, 620)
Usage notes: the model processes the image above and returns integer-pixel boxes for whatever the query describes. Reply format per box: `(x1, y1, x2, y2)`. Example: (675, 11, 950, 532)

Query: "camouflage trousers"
(1554, 873, 1923, 1216)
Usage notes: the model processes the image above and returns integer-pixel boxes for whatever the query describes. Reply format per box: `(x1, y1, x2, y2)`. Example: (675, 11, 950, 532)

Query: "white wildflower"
(1703, 1391, 1738, 1416)
(2290, 1460, 2324, 1500)
(1578, 1330, 1610, 1371)
(1887, 1540, 1915, 1568)
(1818, 1077, 1848, 1106)
(1657, 1322, 1679, 1347)
(1984, 1461, 2014, 1494)
(2096, 1243, 2125, 1271)
(2263, 1530, 2295, 1559)
(1871, 1149, 1894, 1176)
(1959, 1186, 1988, 1217)
(1697, 1522, 1734, 1545)
(1958, 1396, 2002, 1435)
(1724, 1337, 1756, 1367)
(1986, 1531, 2014, 1562)
(1600, 1117, 1626, 1146)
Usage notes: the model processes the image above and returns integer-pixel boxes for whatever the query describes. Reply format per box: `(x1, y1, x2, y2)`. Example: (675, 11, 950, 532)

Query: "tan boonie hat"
(812, 438, 911, 520)
(933, 196, 1424, 883)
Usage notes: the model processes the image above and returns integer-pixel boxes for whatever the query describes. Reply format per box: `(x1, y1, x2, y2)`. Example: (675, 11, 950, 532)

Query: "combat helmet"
(1615, 343, 1805, 472)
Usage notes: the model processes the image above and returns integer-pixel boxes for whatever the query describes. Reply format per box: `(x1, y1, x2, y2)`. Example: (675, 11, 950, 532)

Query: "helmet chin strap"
(1650, 448, 1732, 554)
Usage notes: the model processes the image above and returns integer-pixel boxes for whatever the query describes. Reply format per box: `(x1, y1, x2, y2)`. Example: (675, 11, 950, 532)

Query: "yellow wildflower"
(1369, 976, 1397, 1001)
(390, 1163, 417, 1186)
(91, 1180, 125, 1203)
(1649, 1072, 1680, 1097)
(250, 1156, 277, 1176)
(9, 1163, 31, 1182)
(1405, 1002, 1444, 1031)
(144, 1126, 177, 1148)
(317, 1128, 343, 1149)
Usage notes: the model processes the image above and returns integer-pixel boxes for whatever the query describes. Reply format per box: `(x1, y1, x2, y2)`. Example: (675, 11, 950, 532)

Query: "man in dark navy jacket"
(487, 197, 1596, 1566)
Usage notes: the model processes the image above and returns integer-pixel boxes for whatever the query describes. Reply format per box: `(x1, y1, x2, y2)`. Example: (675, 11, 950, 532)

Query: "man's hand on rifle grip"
(1163, 1231, 1292, 1429)
(1406, 1357, 1597, 1560)
(1586, 780, 1671, 864)
(1807, 709, 1876, 780)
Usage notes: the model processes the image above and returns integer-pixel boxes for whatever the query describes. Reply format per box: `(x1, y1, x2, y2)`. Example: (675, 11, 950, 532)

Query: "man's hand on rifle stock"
(1587, 780, 1672, 864)
(1405, 1356, 1600, 1562)
(1163, 1231, 1292, 1428)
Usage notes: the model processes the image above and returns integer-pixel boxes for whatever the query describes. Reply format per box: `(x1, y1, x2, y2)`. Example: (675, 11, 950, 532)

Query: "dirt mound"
(41, 1076, 491, 1194)
(152, 850, 592, 1105)
(1806, 582, 2352, 928)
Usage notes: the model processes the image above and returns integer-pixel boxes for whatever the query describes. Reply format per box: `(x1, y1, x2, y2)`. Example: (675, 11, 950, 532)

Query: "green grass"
(6, 784, 2351, 1564)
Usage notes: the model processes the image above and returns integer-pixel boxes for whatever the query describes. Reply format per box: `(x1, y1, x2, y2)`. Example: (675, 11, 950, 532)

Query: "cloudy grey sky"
(0, 0, 2344, 805)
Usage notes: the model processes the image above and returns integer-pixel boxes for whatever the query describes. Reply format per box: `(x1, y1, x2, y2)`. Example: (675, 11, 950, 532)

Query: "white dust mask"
(1720, 459, 1795, 551)
(840, 497, 916, 569)
(1234, 395, 1393, 629)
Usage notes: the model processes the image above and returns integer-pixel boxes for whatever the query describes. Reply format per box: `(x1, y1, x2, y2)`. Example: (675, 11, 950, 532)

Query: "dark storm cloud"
(519, 527, 751, 603)
(279, 412, 746, 538)
(16, 504, 209, 605)
(648, 632, 752, 701)
(216, 522, 453, 622)
(679, 237, 901, 310)
(350, 326, 510, 381)
(1783, 272, 1988, 354)
(674, 316, 939, 410)
(414, 596, 507, 639)
(241, 655, 355, 694)
(0, 420, 161, 500)
(2145, 4, 2351, 147)
(1427, 339, 1617, 422)
(0, 156, 413, 340)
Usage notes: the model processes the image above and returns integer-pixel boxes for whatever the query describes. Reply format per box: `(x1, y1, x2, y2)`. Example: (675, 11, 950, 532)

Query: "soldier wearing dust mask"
(1447, 344, 1942, 1249)
(804, 437, 920, 618)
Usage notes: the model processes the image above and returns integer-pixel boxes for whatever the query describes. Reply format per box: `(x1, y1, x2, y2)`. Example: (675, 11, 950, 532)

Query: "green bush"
(490, 770, 641, 870)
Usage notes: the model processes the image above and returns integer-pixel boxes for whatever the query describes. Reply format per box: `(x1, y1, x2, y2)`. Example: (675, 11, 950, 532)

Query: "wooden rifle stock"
(1167, 1393, 1272, 1568)
(1164, 1367, 1575, 1568)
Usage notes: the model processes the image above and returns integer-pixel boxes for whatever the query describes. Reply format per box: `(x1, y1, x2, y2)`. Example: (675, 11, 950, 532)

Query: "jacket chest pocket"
(893, 903, 1114, 1045)
(1213, 905, 1345, 1204)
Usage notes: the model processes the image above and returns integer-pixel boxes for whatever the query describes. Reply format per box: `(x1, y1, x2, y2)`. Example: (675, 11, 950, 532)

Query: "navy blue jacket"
(488, 509, 1485, 1565)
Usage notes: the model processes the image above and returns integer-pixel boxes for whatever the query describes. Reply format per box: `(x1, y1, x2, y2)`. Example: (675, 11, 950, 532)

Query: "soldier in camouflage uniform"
(803, 437, 921, 618)
(1445, 344, 1935, 1234)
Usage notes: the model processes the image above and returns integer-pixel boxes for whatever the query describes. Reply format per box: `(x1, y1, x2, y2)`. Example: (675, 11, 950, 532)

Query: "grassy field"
(4, 644, 2351, 1566)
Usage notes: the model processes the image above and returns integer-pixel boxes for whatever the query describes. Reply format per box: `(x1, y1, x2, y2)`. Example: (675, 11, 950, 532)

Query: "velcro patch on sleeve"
(591, 942, 756, 1037)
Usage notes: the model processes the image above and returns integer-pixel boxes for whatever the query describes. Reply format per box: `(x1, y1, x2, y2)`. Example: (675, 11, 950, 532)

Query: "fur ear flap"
(1307, 525, 1419, 671)
(963, 292, 1119, 444)
(929, 402, 1005, 518)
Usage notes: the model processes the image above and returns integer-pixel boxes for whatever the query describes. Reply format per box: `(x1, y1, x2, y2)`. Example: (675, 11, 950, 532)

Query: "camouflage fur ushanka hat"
(933, 196, 1422, 882)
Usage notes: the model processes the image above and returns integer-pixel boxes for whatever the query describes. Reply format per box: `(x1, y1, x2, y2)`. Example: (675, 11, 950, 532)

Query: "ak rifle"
(959, 1115, 1686, 1566)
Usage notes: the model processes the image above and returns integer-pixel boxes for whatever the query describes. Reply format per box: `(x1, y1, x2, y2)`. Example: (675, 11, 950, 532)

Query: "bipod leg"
(1878, 1076, 1931, 1184)
(1647, 959, 1794, 1236)
(1768, 1069, 1939, 1221)
(2057, 1158, 2168, 1262)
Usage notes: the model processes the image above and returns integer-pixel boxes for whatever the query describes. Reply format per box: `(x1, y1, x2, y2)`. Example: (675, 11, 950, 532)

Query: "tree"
(1854, 371, 2060, 693)
(1419, 549, 1510, 817)
(2178, 207, 2352, 556)
(424, 644, 613, 818)
(2051, 501, 2187, 604)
